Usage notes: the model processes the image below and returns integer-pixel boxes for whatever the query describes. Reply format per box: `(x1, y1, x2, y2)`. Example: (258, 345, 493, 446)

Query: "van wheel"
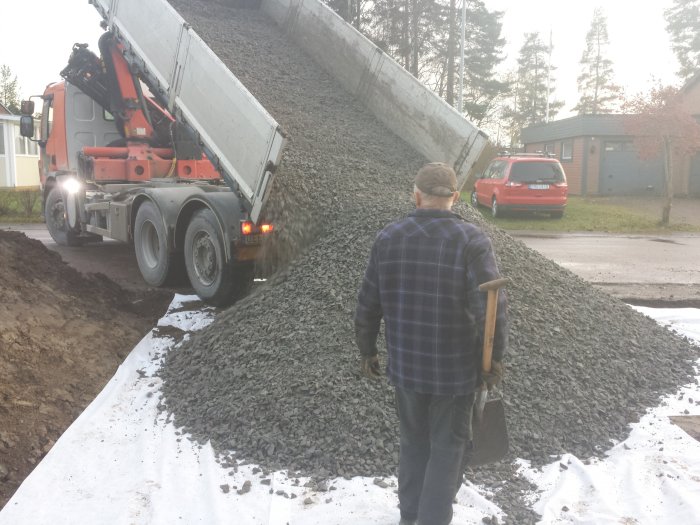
(470, 191, 479, 208)
(491, 197, 500, 218)
(134, 201, 177, 287)
(184, 208, 253, 307)
(44, 186, 83, 246)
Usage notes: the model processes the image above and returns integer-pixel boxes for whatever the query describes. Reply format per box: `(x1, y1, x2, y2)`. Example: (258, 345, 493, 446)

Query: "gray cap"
(415, 162, 458, 197)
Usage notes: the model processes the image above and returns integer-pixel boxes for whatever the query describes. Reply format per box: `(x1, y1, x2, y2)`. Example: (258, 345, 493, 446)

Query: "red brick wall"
(524, 139, 586, 195)
(587, 139, 601, 194)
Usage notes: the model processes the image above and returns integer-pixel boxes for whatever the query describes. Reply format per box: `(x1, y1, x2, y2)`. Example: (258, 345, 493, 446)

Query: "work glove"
(481, 360, 504, 390)
(360, 355, 382, 379)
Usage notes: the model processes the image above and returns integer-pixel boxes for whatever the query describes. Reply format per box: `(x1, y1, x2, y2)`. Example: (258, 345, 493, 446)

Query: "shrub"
(0, 190, 13, 215)
(0, 188, 42, 219)
(16, 189, 41, 216)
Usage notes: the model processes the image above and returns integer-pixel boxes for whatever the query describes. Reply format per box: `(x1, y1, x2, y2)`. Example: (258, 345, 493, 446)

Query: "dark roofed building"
(521, 114, 663, 196)
(522, 74, 700, 197)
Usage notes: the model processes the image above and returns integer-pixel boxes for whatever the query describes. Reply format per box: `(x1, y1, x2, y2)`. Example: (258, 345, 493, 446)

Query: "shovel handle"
(478, 278, 508, 373)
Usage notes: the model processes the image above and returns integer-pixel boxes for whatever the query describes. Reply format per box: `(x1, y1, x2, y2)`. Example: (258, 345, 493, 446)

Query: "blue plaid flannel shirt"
(355, 208, 508, 395)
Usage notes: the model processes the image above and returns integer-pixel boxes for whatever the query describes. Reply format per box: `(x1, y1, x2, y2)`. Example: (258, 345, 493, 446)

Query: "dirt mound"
(0, 230, 170, 508)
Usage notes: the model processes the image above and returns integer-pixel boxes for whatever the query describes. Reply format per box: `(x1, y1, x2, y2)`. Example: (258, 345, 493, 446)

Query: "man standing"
(355, 162, 508, 525)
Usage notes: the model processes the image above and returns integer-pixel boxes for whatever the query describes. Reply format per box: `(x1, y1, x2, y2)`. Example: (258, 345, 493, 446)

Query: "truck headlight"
(63, 177, 82, 194)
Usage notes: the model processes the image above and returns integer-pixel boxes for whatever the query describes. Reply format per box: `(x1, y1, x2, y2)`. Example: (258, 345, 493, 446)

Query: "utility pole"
(545, 28, 552, 122)
(457, 0, 466, 113)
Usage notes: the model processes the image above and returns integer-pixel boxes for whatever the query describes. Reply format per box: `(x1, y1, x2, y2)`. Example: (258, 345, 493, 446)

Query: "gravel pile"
(159, 2, 699, 521)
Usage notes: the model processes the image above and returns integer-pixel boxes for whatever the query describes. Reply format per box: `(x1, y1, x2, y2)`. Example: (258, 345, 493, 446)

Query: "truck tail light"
(240, 221, 274, 236)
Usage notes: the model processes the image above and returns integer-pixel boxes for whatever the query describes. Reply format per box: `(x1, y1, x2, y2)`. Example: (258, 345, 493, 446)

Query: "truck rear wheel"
(44, 186, 83, 247)
(134, 201, 178, 287)
(184, 208, 253, 307)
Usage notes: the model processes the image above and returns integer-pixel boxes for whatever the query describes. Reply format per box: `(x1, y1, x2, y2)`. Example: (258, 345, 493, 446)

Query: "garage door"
(690, 153, 700, 196)
(599, 141, 663, 195)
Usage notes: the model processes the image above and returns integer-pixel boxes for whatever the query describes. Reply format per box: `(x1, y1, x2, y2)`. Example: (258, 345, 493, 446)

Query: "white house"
(0, 108, 40, 189)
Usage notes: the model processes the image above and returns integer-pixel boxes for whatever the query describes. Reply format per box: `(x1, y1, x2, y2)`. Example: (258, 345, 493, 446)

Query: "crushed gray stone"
(159, 2, 700, 523)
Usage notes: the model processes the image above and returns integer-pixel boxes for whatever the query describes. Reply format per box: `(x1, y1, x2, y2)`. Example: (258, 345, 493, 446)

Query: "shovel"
(468, 277, 509, 466)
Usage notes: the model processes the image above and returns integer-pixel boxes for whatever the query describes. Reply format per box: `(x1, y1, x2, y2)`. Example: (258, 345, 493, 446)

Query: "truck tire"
(184, 208, 253, 307)
(134, 201, 176, 287)
(44, 186, 83, 247)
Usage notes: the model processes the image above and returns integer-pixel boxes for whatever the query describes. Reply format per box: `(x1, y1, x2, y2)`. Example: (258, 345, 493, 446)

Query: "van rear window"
(510, 162, 565, 183)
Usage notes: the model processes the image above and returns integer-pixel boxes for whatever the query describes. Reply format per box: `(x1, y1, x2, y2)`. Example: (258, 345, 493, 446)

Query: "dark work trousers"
(395, 386, 475, 525)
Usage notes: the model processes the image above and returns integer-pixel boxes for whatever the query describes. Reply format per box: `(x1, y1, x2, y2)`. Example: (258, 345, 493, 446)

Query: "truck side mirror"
(21, 100, 35, 116)
(20, 116, 34, 138)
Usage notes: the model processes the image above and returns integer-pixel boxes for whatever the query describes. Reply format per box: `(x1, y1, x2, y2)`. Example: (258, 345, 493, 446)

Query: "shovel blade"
(468, 398, 508, 466)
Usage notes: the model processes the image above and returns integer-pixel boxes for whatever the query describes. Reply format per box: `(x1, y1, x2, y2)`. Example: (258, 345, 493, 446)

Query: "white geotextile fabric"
(1, 299, 698, 524)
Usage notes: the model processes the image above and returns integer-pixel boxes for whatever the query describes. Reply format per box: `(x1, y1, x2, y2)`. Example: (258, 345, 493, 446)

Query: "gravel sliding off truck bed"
(20, 0, 487, 306)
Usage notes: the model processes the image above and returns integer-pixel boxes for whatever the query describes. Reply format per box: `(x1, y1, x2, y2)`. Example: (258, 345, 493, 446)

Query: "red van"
(471, 154, 568, 218)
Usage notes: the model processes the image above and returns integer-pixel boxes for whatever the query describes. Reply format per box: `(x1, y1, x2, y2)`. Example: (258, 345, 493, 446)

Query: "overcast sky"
(0, 0, 682, 118)
(484, 0, 680, 116)
(0, 1, 104, 99)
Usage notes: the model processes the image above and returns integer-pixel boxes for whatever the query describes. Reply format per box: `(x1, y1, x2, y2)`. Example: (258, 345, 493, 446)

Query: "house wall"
(586, 137, 605, 195)
(565, 139, 586, 195)
(524, 138, 586, 195)
(0, 155, 7, 186)
(0, 121, 12, 187)
(681, 80, 700, 115)
(15, 156, 40, 188)
(0, 118, 40, 189)
(524, 135, 677, 196)
(680, 79, 700, 195)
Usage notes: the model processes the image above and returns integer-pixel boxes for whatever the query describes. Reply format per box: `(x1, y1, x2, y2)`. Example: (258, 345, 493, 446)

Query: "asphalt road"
(4, 223, 700, 306)
(510, 231, 700, 305)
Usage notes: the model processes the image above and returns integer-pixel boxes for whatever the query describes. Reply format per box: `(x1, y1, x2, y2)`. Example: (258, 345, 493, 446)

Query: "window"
(28, 133, 38, 155)
(15, 126, 26, 155)
(561, 140, 573, 161)
(544, 143, 555, 155)
(509, 161, 565, 183)
(604, 141, 632, 152)
(486, 160, 507, 179)
(41, 97, 54, 142)
(14, 125, 38, 156)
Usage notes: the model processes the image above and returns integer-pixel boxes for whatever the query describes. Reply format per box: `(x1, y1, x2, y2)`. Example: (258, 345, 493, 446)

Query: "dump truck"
(20, 0, 487, 306)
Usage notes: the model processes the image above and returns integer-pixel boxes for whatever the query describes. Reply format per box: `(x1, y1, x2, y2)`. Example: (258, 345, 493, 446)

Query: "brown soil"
(0, 230, 171, 509)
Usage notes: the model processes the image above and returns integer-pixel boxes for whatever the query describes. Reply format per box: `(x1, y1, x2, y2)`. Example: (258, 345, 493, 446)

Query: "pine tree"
(664, 0, 700, 81)
(324, 0, 367, 29)
(325, 0, 508, 125)
(418, 0, 507, 124)
(505, 32, 563, 144)
(574, 8, 621, 115)
(0, 65, 21, 114)
(457, 1, 508, 125)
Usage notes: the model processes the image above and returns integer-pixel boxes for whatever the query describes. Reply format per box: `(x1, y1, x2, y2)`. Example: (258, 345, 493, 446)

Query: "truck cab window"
(41, 98, 54, 142)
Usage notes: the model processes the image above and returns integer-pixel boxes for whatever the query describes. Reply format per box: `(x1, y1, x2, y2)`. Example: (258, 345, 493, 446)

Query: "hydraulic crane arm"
(89, 0, 286, 223)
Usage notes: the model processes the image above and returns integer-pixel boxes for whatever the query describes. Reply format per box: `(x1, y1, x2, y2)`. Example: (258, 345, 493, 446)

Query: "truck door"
(64, 82, 121, 171)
